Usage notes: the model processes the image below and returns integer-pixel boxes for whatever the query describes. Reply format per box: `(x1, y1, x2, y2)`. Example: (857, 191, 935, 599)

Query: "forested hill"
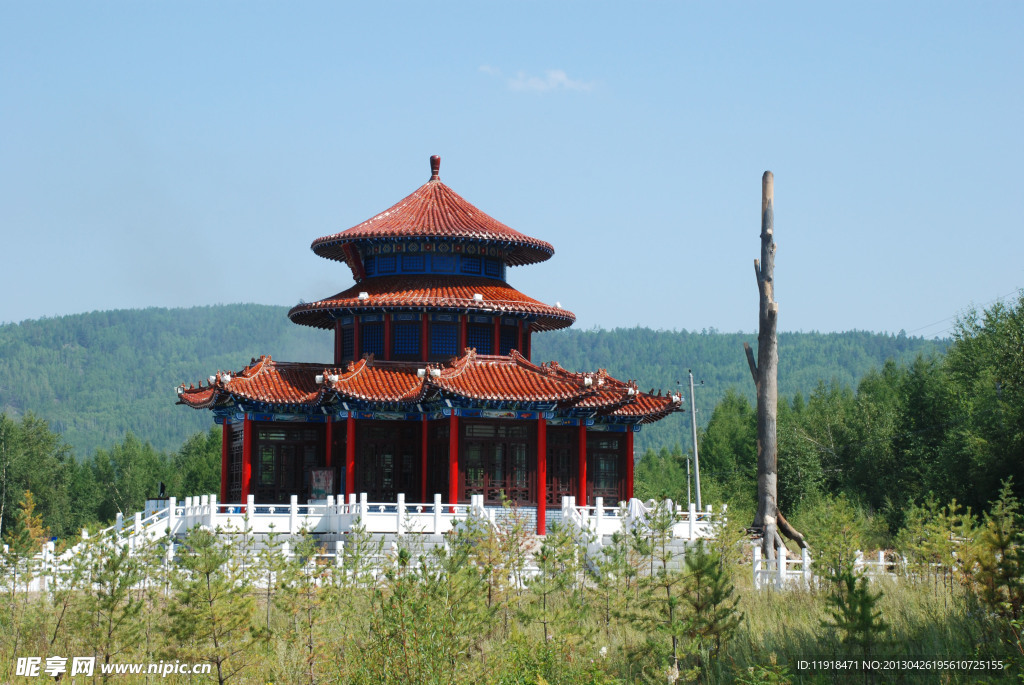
(0, 305, 943, 457)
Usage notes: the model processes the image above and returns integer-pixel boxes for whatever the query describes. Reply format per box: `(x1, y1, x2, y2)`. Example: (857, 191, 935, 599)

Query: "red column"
(421, 315, 429, 360)
(460, 316, 468, 353)
(449, 413, 459, 504)
(626, 429, 635, 501)
(352, 317, 361, 360)
(334, 320, 342, 366)
(420, 419, 428, 502)
(241, 416, 252, 505)
(537, 416, 547, 535)
(325, 419, 333, 469)
(384, 315, 392, 361)
(493, 318, 501, 355)
(577, 423, 587, 506)
(345, 415, 355, 499)
(220, 421, 230, 503)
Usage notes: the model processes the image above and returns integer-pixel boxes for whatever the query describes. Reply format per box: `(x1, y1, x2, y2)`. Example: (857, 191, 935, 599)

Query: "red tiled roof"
(177, 351, 683, 424)
(288, 275, 575, 332)
(311, 157, 554, 268)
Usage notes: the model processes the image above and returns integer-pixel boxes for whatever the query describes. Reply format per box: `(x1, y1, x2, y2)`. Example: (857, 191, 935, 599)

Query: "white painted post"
(753, 545, 761, 589)
(246, 494, 255, 529)
(115, 512, 124, 536)
(209, 494, 218, 529)
(433, 493, 442, 533)
(81, 528, 89, 540)
(326, 495, 335, 532)
(855, 550, 864, 575)
(348, 492, 356, 508)
(802, 547, 811, 588)
(289, 495, 299, 534)
(595, 496, 604, 534)
(776, 538, 786, 588)
(132, 512, 142, 553)
(878, 550, 885, 575)
(359, 492, 368, 521)
(167, 497, 177, 536)
(688, 502, 697, 540)
(396, 493, 406, 535)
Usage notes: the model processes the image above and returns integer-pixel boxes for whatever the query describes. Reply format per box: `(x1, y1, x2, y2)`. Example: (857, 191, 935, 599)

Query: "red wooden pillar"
(241, 416, 252, 505)
(220, 421, 230, 503)
(449, 413, 459, 504)
(325, 419, 333, 469)
(421, 315, 429, 361)
(352, 317, 361, 360)
(493, 318, 501, 355)
(537, 416, 547, 535)
(337, 321, 343, 364)
(577, 423, 587, 506)
(459, 316, 468, 353)
(626, 429, 635, 501)
(420, 419, 428, 502)
(345, 415, 355, 499)
(384, 315, 392, 361)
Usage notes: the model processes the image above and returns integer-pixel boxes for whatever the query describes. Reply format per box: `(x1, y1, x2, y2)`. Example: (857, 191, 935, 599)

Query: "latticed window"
(484, 257, 502, 278)
(499, 325, 518, 355)
(361, 323, 384, 358)
(340, 327, 354, 360)
(431, 323, 458, 358)
(432, 254, 456, 273)
(467, 324, 492, 354)
(377, 255, 397, 274)
(402, 254, 425, 272)
(460, 256, 482, 275)
(392, 323, 421, 358)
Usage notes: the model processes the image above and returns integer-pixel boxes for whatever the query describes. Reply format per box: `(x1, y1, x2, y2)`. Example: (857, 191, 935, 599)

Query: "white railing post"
(595, 497, 604, 533)
(326, 496, 335, 532)
(209, 494, 219, 529)
(289, 495, 299, 534)
(878, 550, 885, 575)
(348, 492, 356, 508)
(115, 512, 124, 536)
(753, 545, 761, 589)
(688, 502, 697, 540)
(246, 494, 255, 530)
(776, 539, 786, 588)
(433, 494, 442, 533)
(855, 550, 864, 575)
(359, 492, 368, 521)
(802, 547, 812, 588)
(167, 497, 177, 535)
(396, 493, 406, 535)
(132, 512, 142, 553)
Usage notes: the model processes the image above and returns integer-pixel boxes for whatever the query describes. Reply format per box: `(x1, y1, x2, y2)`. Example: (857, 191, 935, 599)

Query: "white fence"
(752, 541, 901, 590)
(1, 494, 726, 594)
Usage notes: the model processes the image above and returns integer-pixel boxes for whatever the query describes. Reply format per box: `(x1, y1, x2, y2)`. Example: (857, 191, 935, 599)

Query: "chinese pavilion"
(177, 156, 682, 533)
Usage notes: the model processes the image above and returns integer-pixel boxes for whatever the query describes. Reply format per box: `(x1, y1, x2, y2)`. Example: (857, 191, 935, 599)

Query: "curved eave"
(287, 275, 575, 332)
(310, 177, 554, 267)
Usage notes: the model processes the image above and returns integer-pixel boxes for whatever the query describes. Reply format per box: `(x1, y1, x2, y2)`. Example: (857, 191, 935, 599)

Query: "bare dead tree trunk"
(744, 171, 807, 557)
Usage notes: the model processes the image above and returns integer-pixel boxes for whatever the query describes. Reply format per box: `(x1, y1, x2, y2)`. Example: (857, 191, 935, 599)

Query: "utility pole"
(688, 370, 702, 511)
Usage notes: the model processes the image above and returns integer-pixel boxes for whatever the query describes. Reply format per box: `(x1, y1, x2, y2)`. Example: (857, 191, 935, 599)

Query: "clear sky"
(2, 2, 1021, 337)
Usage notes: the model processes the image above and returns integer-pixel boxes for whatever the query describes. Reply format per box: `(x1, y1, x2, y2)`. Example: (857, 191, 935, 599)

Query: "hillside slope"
(0, 306, 943, 456)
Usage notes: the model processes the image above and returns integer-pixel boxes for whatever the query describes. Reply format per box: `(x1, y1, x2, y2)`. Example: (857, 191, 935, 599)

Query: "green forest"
(0, 304, 942, 458)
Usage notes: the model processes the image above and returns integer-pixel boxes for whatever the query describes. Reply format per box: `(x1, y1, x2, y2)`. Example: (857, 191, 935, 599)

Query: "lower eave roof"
(177, 350, 682, 424)
(287, 275, 575, 332)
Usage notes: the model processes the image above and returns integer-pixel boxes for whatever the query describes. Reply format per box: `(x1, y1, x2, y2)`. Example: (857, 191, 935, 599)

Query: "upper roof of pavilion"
(310, 156, 555, 275)
(177, 350, 683, 424)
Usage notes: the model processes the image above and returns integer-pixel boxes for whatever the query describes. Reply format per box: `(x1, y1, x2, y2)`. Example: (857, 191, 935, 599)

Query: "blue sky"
(2, 2, 1021, 337)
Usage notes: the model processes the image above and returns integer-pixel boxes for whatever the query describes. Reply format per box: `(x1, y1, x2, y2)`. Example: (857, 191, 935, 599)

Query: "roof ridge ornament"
(430, 155, 440, 181)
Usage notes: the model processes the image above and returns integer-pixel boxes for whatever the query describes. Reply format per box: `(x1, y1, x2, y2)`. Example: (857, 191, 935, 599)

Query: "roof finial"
(429, 155, 441, 180)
